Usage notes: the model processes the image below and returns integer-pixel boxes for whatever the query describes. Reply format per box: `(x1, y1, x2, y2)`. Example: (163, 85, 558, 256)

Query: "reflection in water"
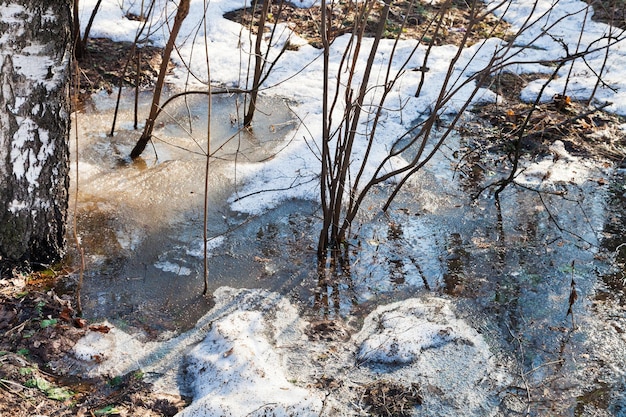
(68, 90, 626, 414)
(387, 221, 405, 285)
(314, 245, 357, 319)
(456, 180, 626, 416)
(443, 232, 468, 296)
(69, 90, 298, 331)
(599, 171, 626, 304)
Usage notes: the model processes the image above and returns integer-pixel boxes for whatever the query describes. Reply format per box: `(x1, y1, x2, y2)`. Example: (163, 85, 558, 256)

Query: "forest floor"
(0, 272, 188, 416)
(2, 1, 625, 416)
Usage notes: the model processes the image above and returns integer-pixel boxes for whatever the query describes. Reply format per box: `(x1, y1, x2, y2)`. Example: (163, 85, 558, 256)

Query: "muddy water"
(69, 91, 626, 415)
(70, 89, 300, 331)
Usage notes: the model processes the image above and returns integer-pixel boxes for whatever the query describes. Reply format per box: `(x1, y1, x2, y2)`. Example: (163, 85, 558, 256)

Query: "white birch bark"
(0, 0, 71, 266)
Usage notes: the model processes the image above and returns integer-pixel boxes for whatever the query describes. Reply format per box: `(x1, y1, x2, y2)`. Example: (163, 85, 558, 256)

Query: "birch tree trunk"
(0, 0, 71, 266)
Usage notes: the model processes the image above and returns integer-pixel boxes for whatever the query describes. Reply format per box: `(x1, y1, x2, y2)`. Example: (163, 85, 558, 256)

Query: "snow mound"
(180, 310, 322, 416)
(72, 322, 145, 368)
(353, 297, 505, 416)
(67, 288, 508, 416)
(357, 299, 476, 365)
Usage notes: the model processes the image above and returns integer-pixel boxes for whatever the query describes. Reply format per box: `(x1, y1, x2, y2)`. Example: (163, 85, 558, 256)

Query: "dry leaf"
(89, 324, 111, 334)
(74, 318, 88, 328)
(59, 307, 72, 323)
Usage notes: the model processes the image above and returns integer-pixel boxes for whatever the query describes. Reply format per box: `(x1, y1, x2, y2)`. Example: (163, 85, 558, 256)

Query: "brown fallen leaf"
(74, 318, 88, 328)
(59, 307, 73, 323)
(89, 324, 111, 334)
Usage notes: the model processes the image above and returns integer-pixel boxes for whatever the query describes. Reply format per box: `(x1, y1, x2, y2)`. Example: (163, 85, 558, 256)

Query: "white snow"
(69, 287, 505, 417)
(185, 236, 225, 258)
(358, 301, 471, 364)
(72, 322, 146, 367)
(154, 261, 192, 276)
(74, 0, 626, 213)
(516, 139, 594, 185)
(180, 308, 323, 416)
(68, 0, 625, 414)
(355, 298, 502, 416)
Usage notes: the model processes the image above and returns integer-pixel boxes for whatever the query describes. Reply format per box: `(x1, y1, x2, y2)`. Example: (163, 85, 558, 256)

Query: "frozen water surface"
(67, 0, 626, 411)
(71, 90, 300, 329)
(66, 89, 626, 415)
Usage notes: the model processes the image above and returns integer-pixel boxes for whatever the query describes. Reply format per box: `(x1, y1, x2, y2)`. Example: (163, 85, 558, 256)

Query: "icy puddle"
(70, 89, 299, 329)
(67, 90, 626, 415)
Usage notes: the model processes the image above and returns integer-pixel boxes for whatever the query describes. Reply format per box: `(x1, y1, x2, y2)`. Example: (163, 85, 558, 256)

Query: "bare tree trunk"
(317, 0, 391, 258)
(81, 0, 103, 56)
(130, 0, 190, 159)
(72, 0, 103, 60)
(0, 0, 71, 266)
(72, 0, 85, 59)
(243, 0, 272, 128)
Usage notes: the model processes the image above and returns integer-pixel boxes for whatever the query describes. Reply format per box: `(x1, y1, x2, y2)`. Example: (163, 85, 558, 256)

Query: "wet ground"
(65, 89, 626, 416)
(70, 89, 299, 330)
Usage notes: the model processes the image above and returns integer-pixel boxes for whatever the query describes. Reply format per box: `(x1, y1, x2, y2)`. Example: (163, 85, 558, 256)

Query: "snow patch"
(516, 140, 593, 186)
(154, 261, 192, 276)
(354, 297, 504, 416)
(67, 288, 506, 417)
(358, 309, 463, 364)
(72, 322, 146, 374)
(180, 309, 323, 416)
(8, 199, 28, 213)
(185, 236, 225, 258)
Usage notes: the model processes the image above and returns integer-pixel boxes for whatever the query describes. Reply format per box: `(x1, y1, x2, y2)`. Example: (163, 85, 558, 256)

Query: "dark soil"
(361, 380, 422, 417)
(72, 37, 169, 106)
(0, 272, 188, 417)
(587, 0, 626, 29)
(224, 0, 511, 48)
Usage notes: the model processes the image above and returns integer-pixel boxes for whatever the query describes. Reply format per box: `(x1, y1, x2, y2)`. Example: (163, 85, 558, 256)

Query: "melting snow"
(516, 140, 593, 185)
(66, 0, 626, 414)
(68, 287, 507, 416)
(154, 261, 192, 276)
